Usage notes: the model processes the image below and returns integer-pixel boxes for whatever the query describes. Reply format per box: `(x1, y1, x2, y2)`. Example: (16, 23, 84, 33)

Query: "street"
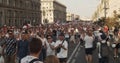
(68, 44, 116, 63)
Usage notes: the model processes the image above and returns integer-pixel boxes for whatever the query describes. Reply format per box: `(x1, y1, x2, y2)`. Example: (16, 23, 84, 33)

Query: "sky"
(57, 0, 100, 20)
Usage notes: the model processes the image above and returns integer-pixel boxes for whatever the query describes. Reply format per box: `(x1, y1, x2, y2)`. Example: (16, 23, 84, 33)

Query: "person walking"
(84, 31, 94, 63)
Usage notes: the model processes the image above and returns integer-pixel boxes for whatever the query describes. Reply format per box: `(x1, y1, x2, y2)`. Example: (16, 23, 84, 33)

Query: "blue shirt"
(17, 40, 29, 59)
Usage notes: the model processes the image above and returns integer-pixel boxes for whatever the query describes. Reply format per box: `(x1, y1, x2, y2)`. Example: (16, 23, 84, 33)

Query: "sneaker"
(114, 55, 119, 59)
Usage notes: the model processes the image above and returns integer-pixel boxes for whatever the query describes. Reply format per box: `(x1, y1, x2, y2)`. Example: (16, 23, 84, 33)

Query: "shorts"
(59, 58, 67, 62)
(85, 48, 93, 55)
(115, 43, 120, 49)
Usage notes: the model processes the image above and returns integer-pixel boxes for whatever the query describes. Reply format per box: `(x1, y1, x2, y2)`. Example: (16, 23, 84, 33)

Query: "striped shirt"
(5, 38, 17, 56)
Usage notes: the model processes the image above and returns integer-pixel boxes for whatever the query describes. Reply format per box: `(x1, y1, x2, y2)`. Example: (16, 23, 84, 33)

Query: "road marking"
(67, 42, 80, 63)
(71, 59, 76, 63)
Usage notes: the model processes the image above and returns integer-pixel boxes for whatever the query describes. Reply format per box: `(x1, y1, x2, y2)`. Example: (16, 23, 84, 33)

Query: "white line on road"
(67, 42, 80, 63)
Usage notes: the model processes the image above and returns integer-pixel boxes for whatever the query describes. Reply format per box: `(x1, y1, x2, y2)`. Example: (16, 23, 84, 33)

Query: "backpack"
(101, 43, 109, 57)
(100, 32, 107, 40)
(29, 58, 39, 63)
(92, 36, 98, 50)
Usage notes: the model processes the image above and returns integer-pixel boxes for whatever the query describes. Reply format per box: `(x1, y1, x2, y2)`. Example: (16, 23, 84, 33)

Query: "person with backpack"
(98, 30, 110, 63)
(21, 38, 43, 63)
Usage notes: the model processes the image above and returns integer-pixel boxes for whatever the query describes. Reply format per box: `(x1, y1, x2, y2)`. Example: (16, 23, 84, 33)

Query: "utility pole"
(103, 0, 108, 20)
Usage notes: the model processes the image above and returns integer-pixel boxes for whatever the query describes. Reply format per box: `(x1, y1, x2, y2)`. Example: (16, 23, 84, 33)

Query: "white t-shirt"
(40, 38, 47, 46)
(55, 40, 68, 58)
(84, 35, 94, 48)
(21, 55, 43, 63)
(65, 33, 69, 38)
(46, 41, 55, 56)
(93, 30, 99, 37)
(36, 35, 47, 46)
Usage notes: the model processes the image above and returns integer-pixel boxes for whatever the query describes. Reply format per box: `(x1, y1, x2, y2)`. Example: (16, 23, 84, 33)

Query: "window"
(50, 14, 51, 16)
(9, 0, 14, 6)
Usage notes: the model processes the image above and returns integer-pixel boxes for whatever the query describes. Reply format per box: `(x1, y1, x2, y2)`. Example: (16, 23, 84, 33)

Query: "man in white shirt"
(55, 33, 68, 63)
(21, 38, 43, 63)
(46, 35, 55, 56)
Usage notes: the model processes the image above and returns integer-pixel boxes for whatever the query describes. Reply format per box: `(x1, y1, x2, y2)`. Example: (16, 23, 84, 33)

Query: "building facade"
(92, 0, 109, 21)
(0, 0, 41, 27)
(92, 0, 120, 21)
(66, 12, 80, 22)
(41, 0, 66, 24)
(107, 0, 120, 17)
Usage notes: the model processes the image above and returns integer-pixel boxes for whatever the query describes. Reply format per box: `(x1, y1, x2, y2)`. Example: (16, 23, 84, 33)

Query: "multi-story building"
(66, 12, 80, 22)
(41, 0, 66, 24)
(92, 0, 120, 21)
(66, 12, 74, 22)
(107, 0, 120, 17)
(0, 0, 41, 27)
(92, 0, 109, 21)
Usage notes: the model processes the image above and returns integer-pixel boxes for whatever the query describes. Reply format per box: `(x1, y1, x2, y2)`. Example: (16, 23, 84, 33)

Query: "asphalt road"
(68, 45, 118, 63)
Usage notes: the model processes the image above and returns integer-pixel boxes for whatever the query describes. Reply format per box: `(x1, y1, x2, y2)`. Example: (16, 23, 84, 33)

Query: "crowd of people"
(0, 22, 120, 63)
